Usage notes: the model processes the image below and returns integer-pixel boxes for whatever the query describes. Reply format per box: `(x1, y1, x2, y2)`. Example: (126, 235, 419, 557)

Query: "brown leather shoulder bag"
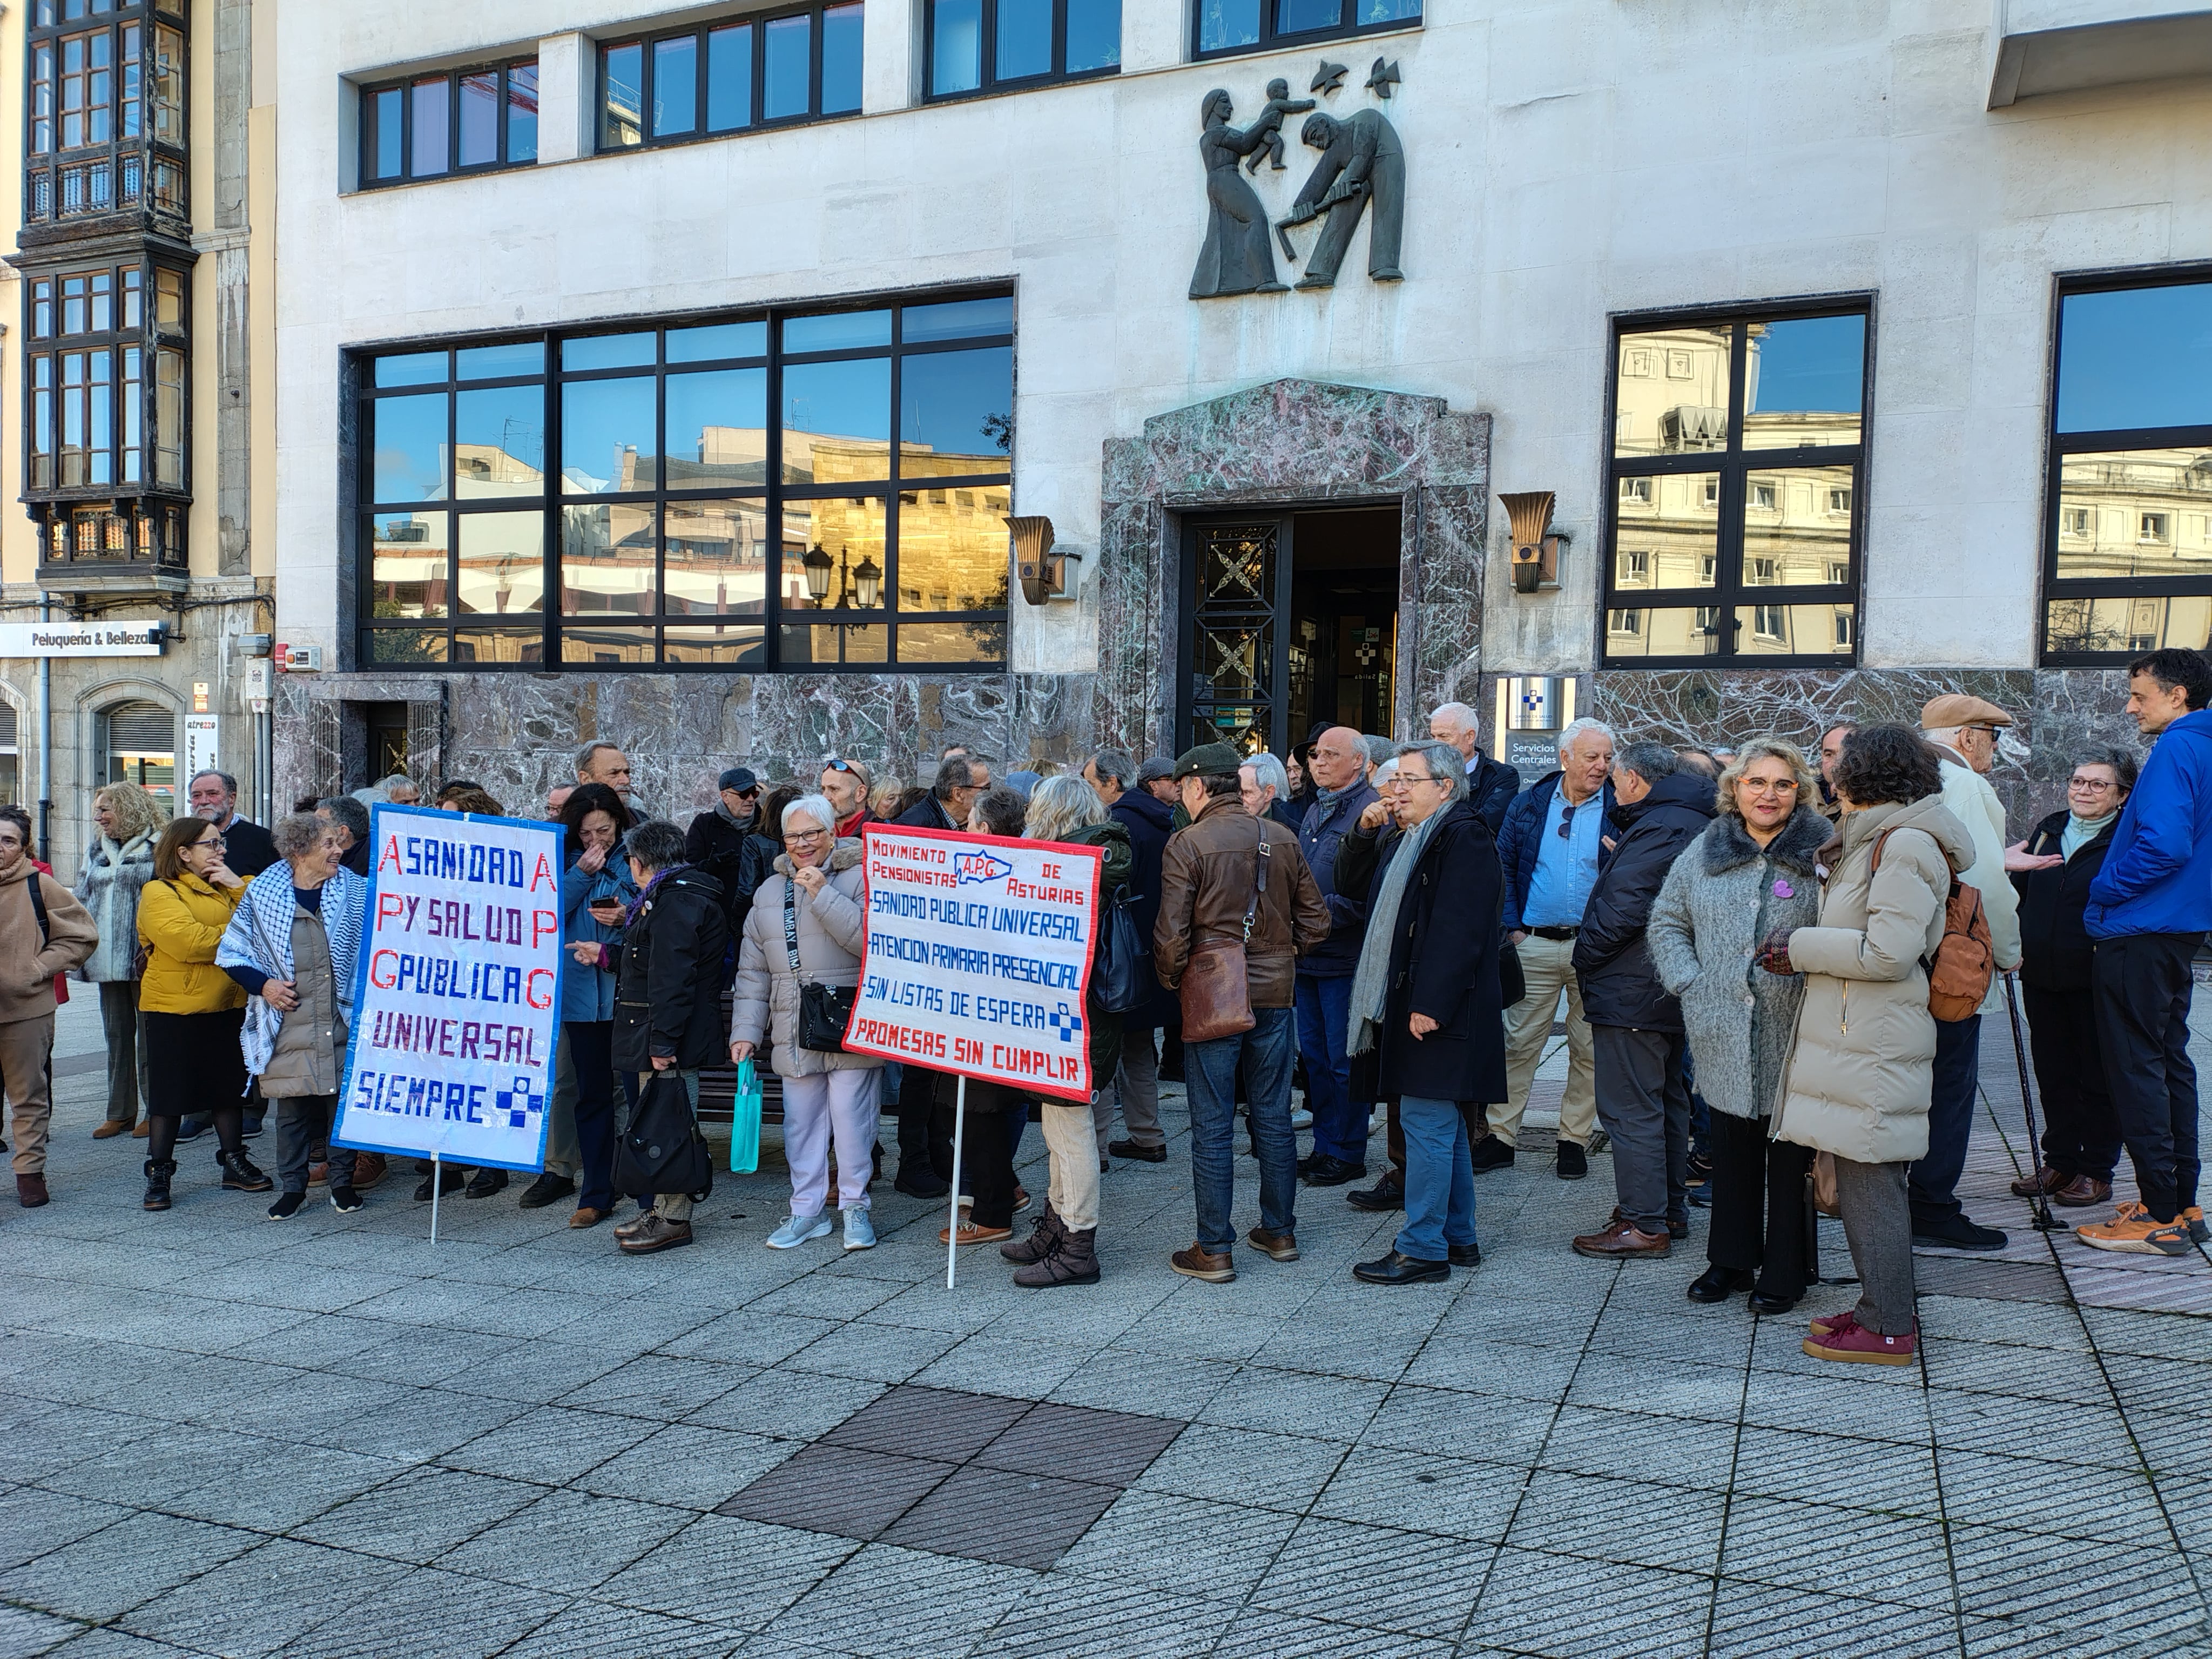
(1178, 828, 1269, 1043)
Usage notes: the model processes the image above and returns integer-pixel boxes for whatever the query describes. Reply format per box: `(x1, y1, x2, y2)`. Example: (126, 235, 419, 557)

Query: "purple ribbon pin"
(1773, 879, 1796, 899)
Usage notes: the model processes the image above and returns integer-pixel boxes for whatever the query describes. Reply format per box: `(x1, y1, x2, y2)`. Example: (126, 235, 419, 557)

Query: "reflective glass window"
(763, 15, 812, 119)
(653, 35, 698, 137)
(706, 25, 752, 131)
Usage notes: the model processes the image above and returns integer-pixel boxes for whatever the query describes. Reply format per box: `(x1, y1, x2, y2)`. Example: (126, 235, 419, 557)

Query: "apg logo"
(954, 851, 1013, 886)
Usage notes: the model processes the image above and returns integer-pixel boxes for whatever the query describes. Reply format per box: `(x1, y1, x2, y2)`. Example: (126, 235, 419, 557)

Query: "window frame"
(23, 0, 187, 227)
(1190, 0, 1418, 65)
(2039, 264, 2212, 666)
(21, 255, 191, 509)
(597, 3, 864, 156)
(356, 55, 538, 190)
(352, 287, 1015, 674)
(922, 0, 1121, 102)
(1599, 296, 1873, 670)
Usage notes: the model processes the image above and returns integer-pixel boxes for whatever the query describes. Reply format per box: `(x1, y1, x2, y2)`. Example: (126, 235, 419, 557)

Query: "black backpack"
(612, 1070, 714, 1202)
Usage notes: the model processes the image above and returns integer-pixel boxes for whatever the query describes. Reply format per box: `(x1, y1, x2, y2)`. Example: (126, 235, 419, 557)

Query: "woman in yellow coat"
(136, 815, 269, 1209)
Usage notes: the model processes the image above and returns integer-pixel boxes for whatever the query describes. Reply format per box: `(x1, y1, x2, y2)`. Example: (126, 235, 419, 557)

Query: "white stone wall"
(273, 0, 2212, 677)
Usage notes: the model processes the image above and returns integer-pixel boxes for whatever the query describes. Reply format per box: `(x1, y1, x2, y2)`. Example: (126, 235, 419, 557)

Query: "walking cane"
(2000, 972, 2062, 1232)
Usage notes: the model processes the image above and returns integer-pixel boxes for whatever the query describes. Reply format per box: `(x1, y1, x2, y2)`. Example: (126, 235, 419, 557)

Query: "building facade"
(3, 0, 276, 874)
(269, 0, 2212, 818)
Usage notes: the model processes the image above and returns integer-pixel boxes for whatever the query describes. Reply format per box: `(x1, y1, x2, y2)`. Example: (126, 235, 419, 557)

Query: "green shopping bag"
(730, 1058, 764, 1174)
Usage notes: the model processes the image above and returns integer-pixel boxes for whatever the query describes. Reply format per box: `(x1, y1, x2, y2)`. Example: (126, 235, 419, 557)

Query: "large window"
(359, 58, 537, 188)
(599, 6, 862, 151)
(1603, 305, 1868, 667)
(927, 0, 1118, 99)
(356, 293, 1013, 671)
(1194, 0, 1415, 61)
(25, 0, 185, 224)
(2042, 274, 2212, 662)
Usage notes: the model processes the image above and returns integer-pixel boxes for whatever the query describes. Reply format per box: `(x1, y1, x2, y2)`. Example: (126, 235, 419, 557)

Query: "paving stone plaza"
(2, 995, 2208, 1659)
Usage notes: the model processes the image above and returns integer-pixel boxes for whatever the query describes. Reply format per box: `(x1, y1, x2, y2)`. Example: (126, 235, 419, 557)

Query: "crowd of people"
(21, 651, 2209, 1366)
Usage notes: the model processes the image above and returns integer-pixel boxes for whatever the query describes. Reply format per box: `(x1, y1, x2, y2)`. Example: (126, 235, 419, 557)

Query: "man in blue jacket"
(2079, 647, 2212, 1257)
(1488, 718, 1616, 1179)
(1293, 727, 1382, 1184)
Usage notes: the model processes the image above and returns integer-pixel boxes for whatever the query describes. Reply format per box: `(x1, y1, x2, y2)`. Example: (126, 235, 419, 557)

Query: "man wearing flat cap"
(1913, 694, 2025, 1251)
(684, 766, 778, 952)
(1154, 743, 1331, 1283)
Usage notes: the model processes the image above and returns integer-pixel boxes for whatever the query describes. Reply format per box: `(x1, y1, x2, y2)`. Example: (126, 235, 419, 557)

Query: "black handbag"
(612, 1070, 713, 1201)
(786, 879, 854, 1052)
(1090, 885, 1149, 1015)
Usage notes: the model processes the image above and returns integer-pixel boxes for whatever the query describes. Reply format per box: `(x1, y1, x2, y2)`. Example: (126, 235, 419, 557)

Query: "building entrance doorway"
(1179, 505, 1400, 756)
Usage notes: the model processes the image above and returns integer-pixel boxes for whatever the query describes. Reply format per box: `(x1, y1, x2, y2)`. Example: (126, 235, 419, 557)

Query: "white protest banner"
(332, 801, 565, 1172)
(844, 822, 1102, 1104)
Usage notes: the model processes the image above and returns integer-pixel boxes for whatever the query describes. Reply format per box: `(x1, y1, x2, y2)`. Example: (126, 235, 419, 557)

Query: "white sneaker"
(1290, 1109, 1314, 1131)
(766, 1211, 835, 1249)
(842, 1208, 877, 1250)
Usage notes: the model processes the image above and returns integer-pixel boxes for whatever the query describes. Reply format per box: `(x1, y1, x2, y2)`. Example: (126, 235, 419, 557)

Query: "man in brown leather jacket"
(1153, 743, 1330, 1283)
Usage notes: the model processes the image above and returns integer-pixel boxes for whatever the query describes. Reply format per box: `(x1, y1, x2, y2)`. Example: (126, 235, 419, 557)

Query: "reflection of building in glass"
(2046, 445, 2212, 650)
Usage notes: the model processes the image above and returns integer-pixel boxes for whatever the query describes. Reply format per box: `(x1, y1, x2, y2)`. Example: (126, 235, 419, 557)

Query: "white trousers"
(1041, 1100, 1102, 1231)
(784, 1068, 882, 1216)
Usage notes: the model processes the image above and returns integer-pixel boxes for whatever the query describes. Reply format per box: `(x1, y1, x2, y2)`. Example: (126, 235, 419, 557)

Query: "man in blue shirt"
(2078, 647, 2212, 1258)
(1488, 718, 1616, 1179)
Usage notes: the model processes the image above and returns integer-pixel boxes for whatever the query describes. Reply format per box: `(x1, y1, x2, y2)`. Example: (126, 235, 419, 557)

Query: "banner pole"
(946, 1075, 967, 1289)
(430, 1150, 441, 1245)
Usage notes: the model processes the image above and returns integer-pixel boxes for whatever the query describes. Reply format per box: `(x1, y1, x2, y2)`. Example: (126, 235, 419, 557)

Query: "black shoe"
(1347, 1172, 1405, 1212)
(240, 1115, 266, 1140)
(1447, 1242, 1481, 1268)
(142, 1158, 176, 1212)
(1747, 1290, 1799, 1315)
(464, 1168, 509, 1200)
(1685, 1265, 1755, 1304)
(1684, 1150, 1713, 1190)
(1911, 1212, 2008, 1252)
(895, 1165, 951, 1199)
(1303, 1154, 1366, 1188)
(1353, 1250, 1450, 1285)
(1689, 1186, 1713, 1209)
(266, 1192, 305, 1221)
(174, 1115, 211, 1143)
(1667, 1216, 1690, 1241)
(414, 1166, 467, 1202)
(1555, 1141, 1587, 1181)
(329, 1185, 363, 1215)
(1109, 1139, 1168, 1164)
(218, 1149, 273, 1193)
(1469, 1135, 1514, 1174)
(517, 1172, 575, 1209)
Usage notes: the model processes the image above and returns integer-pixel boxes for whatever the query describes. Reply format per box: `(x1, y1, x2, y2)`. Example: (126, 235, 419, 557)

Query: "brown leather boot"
(1170, 1243, 1235, 1282)
(1572, 1216, 1670, 1258)
(2053, 1175, 2113, 1208)
(2009, 1165, 2064, 1198)
(619, 1213, 693, 1254)
(352, 1151, 389, 1190)
(17, 1172, 49, 1207)
(1000, 1207, 1063, 1264)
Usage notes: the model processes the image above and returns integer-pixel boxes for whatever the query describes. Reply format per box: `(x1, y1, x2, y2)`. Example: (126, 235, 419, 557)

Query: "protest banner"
(333, 803, 566, 1208)
(842, 822, 1103, 1286)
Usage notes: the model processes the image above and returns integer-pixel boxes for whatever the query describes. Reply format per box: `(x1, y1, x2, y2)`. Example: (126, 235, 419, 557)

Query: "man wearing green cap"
(1154, 743, 1331, 1283)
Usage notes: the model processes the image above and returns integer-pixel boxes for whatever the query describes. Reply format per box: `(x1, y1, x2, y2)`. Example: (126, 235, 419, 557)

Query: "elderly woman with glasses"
(1647, 738, 1829, 1312)
(217, 813, 368, 1220)
(731, 793, 882, 1251)
(2005, 747, 2139, 1210)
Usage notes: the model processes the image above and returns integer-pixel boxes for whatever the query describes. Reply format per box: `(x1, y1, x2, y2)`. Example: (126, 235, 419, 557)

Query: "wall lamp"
(1008, 515, 1080, 604)
(1499, 491, 1570, 594)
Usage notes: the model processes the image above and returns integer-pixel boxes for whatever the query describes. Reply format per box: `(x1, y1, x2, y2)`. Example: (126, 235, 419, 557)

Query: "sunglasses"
(1557, 802, 1579, 839)
(824, 759, 861, 774)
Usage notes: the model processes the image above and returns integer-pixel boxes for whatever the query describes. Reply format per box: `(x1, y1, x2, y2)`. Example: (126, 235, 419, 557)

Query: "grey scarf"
(1346, 807, 1448, 1057)
(716, 800, 757, 833)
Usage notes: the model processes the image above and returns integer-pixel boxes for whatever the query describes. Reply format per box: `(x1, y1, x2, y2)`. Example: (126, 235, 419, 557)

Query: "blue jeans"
(1908, 1013, 1980, 1227)
(1186, 1006, 1298, 1252)
(1294, 974, 1367, 1163)
(1397, 1094, 1477, 1262)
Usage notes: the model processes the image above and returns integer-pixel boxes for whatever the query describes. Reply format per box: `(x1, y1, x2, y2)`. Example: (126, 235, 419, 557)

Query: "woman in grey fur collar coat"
(1648, 739, 1829, 1313)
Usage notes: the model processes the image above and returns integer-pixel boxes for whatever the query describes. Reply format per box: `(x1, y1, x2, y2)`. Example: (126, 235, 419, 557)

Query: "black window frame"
(352, 286, 1015, 674)
(23, 0, 188, 228)
(1190, 0, 1418, 65)
(597, 2, 864, 155)
(356, 55, 539, 191)
(922, 0, 1121, 102)
(2039, 264, 2212, 666)
(1600, 296, 1873, 670)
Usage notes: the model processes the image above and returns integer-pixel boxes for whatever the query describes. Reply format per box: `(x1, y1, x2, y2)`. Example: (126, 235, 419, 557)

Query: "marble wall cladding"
(275, 669, 1101, 819)
(1099, 377, 1491, 757)
(1580, 666, 2137, 828)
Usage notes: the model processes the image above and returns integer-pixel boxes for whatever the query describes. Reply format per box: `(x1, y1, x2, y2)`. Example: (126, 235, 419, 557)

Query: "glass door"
(1179, 514, 1293, 754)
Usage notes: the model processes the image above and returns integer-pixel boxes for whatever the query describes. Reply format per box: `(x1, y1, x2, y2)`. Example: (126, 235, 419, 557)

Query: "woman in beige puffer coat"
(1768, 726, 1975, 1367)
(731, 795, 883, 1251)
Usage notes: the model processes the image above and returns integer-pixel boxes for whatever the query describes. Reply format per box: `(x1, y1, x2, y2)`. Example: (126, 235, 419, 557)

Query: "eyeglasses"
(784, 828, 829, 844)
(1400, 772, 1447, 790)
(1740, 779, 1800, 796)
(2068, 777, 2117, 792)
